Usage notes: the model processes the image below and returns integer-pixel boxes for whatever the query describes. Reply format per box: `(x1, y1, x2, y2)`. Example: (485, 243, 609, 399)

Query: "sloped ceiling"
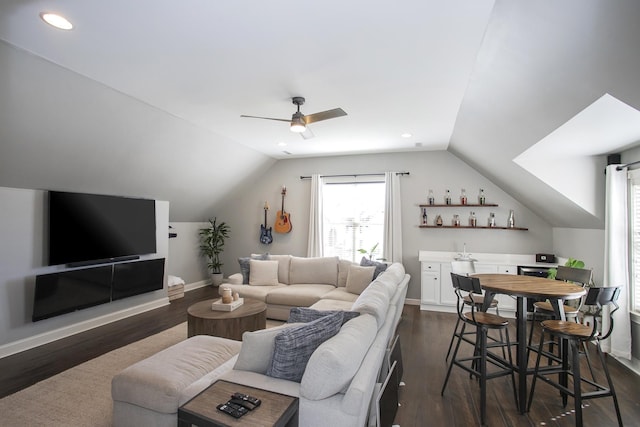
(1, 0, 640, 224)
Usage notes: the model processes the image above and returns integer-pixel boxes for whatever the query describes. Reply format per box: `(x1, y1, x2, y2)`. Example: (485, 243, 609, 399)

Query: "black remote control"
(229, 398, 257, 411)
(217, 402, 248, 418)
(232, 392, 262, 408)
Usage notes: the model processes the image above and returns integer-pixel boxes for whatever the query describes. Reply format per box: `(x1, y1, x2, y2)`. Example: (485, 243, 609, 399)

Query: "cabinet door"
(421, 263, 440, 304)
(439, 263, 457, 306)
(495, 265, 517, 310)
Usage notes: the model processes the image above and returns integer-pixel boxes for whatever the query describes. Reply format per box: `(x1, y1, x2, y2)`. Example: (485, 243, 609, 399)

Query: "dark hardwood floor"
(1, 289, 639, 427)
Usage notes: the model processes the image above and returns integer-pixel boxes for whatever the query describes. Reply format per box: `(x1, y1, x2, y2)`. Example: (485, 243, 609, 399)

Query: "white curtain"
(306, 174, 324, 257)
(602, 164, 631, 359)
(383, 172, 403, 263)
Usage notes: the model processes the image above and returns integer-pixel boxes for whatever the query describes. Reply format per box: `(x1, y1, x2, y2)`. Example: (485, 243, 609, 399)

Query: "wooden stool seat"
(541, 320, 593, 339)
(463, 311, 508, 328)
(464, 294, 498, 307)
(533, 301, 579, 315)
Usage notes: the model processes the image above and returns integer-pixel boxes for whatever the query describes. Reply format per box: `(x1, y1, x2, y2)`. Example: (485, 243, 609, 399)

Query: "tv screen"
(48, 191, 156, 266)
(112, 258, 165, 300)
(32, 266, 112, 321)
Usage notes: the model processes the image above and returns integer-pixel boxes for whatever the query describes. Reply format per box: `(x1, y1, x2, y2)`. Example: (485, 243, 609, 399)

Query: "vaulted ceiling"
(1, 0, 639, 225)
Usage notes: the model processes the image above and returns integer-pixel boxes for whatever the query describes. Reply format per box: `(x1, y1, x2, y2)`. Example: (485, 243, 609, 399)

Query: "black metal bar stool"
(527, 286, 623, 427)
(441, 273, 517, 426)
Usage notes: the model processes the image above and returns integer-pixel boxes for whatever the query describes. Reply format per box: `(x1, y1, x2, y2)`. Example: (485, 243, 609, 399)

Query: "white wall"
(552, 228, 605, 284)
(0, 187, 169, 353)
(167, 222, 209, 284)
(212, 151, 554, 300)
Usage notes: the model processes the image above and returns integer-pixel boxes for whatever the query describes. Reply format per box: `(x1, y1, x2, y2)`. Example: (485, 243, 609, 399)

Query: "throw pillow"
(233, 323, 301, 374)
(288, 307, 360, 325)
(266, 311, 344, 382)
(249, 259, 279, 286)
(238, 253, 268, 284)
(345, 265, 375, 294)
(360, 256, 388, 279)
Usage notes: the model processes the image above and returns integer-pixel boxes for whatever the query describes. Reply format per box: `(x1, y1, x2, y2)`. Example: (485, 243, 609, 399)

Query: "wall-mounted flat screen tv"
(32, 266, 112, 321)
(48, 191, 156, 266)
(112, 258, 165, 301)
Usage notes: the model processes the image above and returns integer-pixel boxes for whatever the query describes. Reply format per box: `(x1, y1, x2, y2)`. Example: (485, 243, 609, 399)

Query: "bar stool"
(445, 261, 501, 362)
(441, 273, 517, 426)
(527, 286, 623, 427)
(527, 266, 592, 366)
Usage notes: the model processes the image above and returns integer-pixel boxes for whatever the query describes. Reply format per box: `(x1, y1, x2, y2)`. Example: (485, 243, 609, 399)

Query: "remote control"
(229, 398, 257, 411)
(217, 402, 248, 418)
(232, 392, 262, 408)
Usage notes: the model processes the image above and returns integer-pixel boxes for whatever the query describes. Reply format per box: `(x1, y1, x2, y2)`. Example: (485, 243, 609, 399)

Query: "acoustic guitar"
(260, 201, 273, 244)
(274, 186, 292, 233)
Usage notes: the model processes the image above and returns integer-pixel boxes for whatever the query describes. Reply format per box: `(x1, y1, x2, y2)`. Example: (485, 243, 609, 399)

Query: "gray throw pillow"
(288, 307, 360, 325)
(360, 256, 388, 279)
(266, 311, 344, 382)
(238, 253, 268, 284)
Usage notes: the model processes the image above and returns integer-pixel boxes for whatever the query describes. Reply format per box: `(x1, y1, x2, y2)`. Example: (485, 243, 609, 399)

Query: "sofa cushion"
(288, 307, 360, 324)
(337, 259, 354, 287)
(249, 259, 279, 286)
(373, 262, 406, 299)
(266, 311, 343, 382)
(234, 323, 300, 374)
(351, 284, 390, 329)
(310, 298, 356, 312)
(300, 314, 378, 400)
(268, 254, 292, 285)
(345, 265, 375, 295)
(289, 256, 339, 285)
(360, 257, 388, 279)
(111, 335, 241, 414)
(265, 284, 336, 307)
(221, 283, 284, 302)
(238, 253, 269, 284)
(320, 287, 360, 303)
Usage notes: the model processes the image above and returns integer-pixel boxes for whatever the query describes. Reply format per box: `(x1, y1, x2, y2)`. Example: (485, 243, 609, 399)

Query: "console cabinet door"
(495, 265, 517, 310)
(439, 263, 456, 306)
(421, 262, 440, 304)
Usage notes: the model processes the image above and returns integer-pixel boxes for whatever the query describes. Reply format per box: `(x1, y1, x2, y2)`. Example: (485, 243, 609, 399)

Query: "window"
(322, 178, 385, 262)
(630, 170, 640, 313)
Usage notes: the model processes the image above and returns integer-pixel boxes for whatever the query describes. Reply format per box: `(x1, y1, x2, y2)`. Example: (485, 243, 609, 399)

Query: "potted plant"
(199, 217, 230, 286)
(547, 257, 585, 280)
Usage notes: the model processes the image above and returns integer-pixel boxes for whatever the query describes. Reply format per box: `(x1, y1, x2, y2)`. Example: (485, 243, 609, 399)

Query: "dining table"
(472, 273, 587, 414)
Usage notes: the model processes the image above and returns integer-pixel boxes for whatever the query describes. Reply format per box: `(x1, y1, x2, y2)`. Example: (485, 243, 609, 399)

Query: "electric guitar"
(260, 201, 273, 244)
(274, 186, 292, 233)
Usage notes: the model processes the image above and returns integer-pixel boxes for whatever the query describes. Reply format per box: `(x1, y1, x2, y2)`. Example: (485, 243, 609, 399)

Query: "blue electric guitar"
(260, 202, 273, 244)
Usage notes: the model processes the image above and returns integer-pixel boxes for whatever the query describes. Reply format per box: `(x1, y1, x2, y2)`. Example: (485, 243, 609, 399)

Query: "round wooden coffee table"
(187, 298, 267, 341)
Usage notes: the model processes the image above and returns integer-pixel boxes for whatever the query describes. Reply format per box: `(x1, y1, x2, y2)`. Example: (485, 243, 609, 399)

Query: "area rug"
(0, 319, 283, 426)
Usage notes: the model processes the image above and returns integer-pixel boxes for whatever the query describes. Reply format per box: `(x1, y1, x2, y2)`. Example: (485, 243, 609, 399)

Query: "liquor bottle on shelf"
(436, 215, 443, 226)
(508, 210, 515, 228)
(421, 207, 428, 225)
(460, 189, 467, 205)
(479, 188, 486, 205)
(452, 214, 460, 227)
(488, 212, 496, 227)
(445, 190, 452, 205)
(469, 211, 477, 227)
(427, 189, 435, 205)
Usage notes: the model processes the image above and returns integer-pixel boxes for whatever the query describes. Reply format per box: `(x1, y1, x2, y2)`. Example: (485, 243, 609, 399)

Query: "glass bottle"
(452, 214, 460, 227)
(479, 188, 486, 205)
(460, 189, 467, 205)
(428, 189, 435, 205)
(435, 215, 443, 226)
(469, 211, 477, 227)
(445, 189, 451, 205)
(488, 212, 496, 227)
(421, 207, 428, 225)
(508, 210, 515, 228)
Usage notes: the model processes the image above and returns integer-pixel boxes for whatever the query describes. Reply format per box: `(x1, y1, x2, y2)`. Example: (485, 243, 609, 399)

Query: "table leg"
(516, 296, 527, 413)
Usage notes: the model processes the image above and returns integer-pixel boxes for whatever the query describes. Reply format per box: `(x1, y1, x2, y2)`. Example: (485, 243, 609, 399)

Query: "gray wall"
(0, 187, 169, 350)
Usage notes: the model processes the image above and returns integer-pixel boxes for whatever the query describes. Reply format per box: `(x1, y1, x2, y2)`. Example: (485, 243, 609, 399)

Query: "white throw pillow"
(345, 265, 375, 295)
(234, 323, 300, 373)
(249, 259, 279, 286)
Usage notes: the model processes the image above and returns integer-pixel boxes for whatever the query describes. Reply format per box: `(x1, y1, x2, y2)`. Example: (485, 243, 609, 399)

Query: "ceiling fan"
(240, 97, 347, 139)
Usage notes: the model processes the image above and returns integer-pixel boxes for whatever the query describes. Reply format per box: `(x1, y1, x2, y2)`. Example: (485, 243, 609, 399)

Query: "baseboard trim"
(404, 298, 421, 306)
(185, 279, 210, 291)
(0, 298, 169, 359)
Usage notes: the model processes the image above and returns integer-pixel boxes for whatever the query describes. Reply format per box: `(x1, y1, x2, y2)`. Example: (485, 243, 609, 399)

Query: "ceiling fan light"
(290, 117, 306, 133)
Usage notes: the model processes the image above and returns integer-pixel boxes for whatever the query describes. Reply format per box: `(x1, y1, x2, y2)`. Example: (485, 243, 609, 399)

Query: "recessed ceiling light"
(277, 141, 287, 147)
(401, 133, 412, 138)
(40, 12, 73, 30)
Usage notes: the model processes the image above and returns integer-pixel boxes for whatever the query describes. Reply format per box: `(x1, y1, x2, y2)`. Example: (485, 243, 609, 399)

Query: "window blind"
(629, 170, 640, 312)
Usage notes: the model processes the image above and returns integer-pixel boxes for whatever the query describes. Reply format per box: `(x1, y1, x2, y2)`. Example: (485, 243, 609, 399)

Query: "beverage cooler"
(517, 265, 554, 313)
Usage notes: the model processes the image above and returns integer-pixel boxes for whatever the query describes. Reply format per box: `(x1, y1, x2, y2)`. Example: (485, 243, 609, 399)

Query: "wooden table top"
(472, 273, 586, 300)
(187, 298, 266, 320)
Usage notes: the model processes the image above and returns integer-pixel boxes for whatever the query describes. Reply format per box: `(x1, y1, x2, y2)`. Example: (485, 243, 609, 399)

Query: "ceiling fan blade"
(240, 115, 290, 123)
(300, 127, 315, 140)
(303, 108, 347, 124)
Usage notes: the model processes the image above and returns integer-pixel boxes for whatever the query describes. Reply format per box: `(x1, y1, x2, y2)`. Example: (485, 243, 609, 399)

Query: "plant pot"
(211, 273, 224, 287)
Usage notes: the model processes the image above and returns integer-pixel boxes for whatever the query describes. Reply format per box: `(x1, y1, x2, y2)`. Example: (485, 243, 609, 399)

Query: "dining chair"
(526, 266, 592, 366)
(527, 286, 623, 427)
(442, 273, 517, 426)
(445, 262, 501, 362)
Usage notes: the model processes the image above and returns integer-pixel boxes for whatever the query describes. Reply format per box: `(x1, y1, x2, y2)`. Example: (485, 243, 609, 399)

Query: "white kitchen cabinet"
(420, 262, 440, 305)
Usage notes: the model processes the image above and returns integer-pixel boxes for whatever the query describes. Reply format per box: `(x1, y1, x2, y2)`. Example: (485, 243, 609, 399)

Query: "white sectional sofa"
(111, 258, 409, 427)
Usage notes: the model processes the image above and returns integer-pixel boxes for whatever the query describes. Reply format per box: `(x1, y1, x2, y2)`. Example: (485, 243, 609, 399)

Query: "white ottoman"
(111, 335, 242, 427)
